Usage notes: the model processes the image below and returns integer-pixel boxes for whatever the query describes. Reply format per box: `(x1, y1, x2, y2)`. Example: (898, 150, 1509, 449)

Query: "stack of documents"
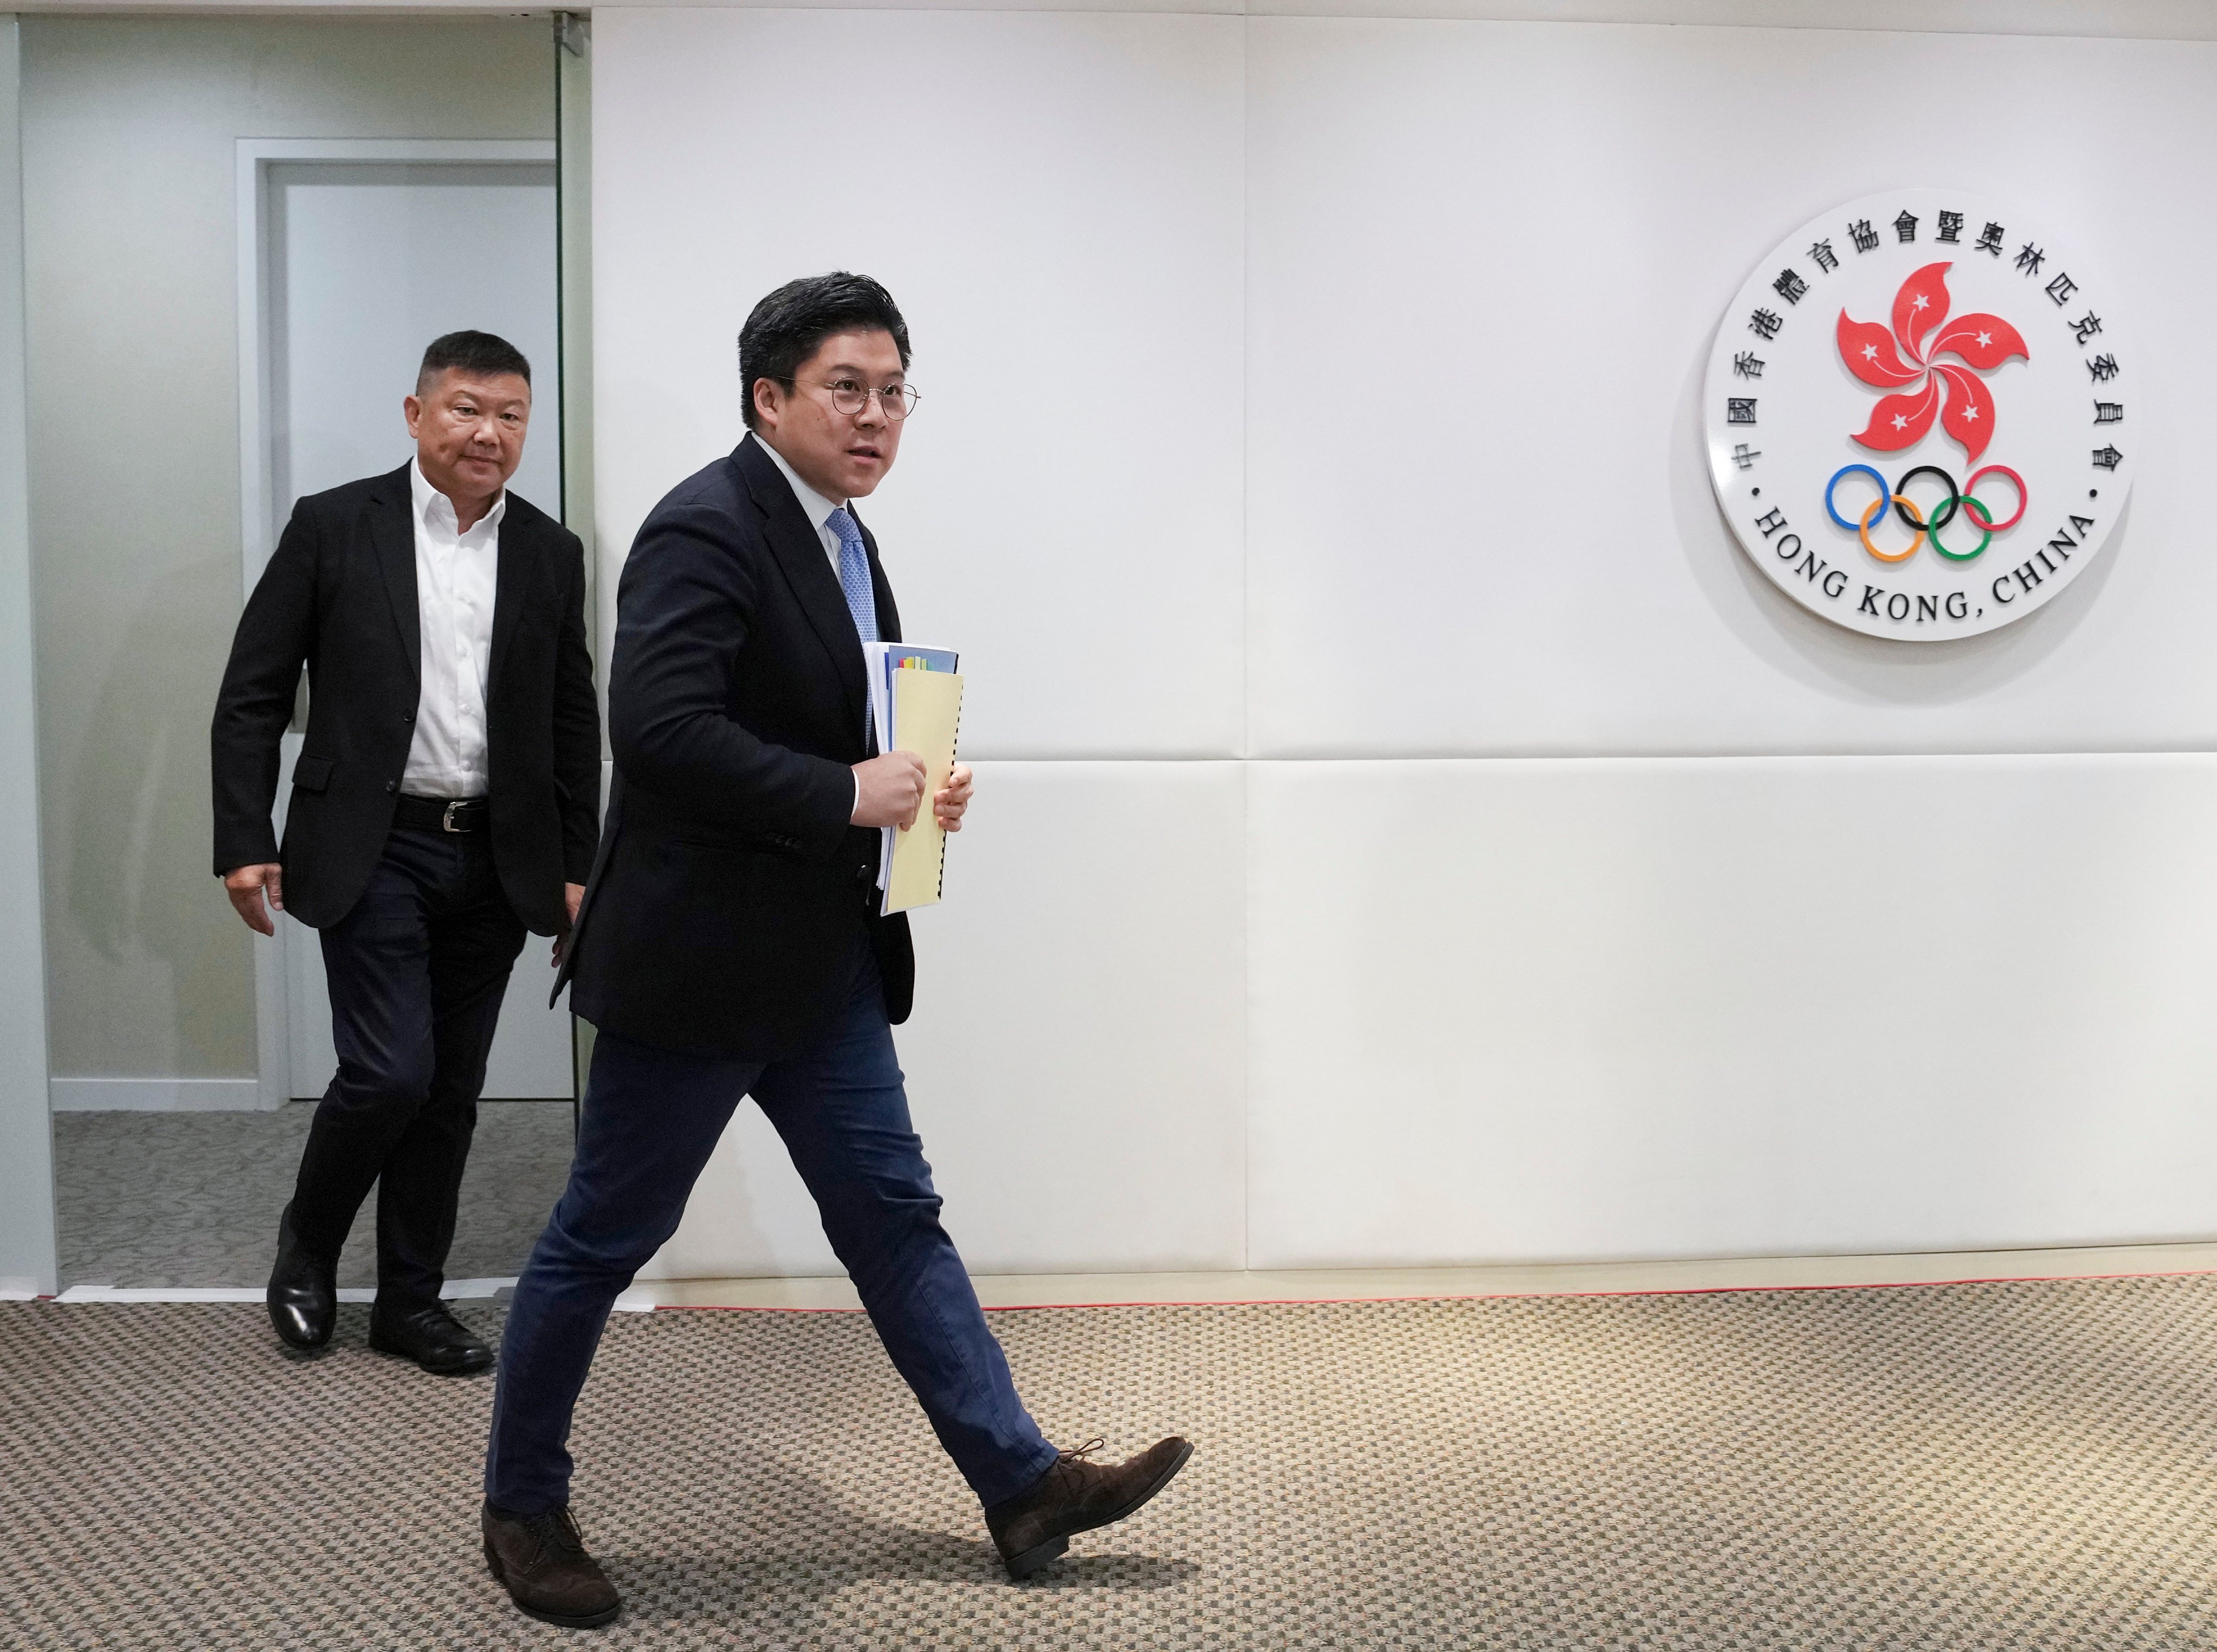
(863, 643, 963, 916)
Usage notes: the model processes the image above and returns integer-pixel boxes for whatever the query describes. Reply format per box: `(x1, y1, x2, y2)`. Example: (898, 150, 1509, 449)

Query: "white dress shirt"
(756, 436, 865, 814)
(402, 458, 503, 799)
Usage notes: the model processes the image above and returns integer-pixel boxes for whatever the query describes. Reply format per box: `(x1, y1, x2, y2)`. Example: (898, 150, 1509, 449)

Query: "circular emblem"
(1704, 190, 2134, 640)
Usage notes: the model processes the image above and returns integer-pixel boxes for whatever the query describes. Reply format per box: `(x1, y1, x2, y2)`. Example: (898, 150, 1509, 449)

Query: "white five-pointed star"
(1892, 413, 1909, 430)
(1862, 344, 1879, 360)
(1912, 293, 1930, 311)
(1976, 330, 1992, 347)
(1962, 404, 1980, 420)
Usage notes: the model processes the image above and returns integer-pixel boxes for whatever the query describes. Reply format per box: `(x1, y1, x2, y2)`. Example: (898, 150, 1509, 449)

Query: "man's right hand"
(223, 863, 285, 936)
(851, 752, 928, 830)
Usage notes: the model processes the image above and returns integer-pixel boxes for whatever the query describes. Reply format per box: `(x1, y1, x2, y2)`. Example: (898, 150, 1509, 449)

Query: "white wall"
(0, 17, 58, 1296)
(591, 8, 1244, 759)
(594, 6, 2217, 1276)
(1250, 754, 2217, 1267)
(1246, 20, 2207, 758)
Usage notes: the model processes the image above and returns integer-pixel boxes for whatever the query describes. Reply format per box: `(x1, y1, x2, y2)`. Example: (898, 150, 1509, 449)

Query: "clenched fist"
(851, 752, 928, 829)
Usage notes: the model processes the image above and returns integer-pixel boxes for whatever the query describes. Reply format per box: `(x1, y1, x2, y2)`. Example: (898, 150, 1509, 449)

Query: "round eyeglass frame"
(822, 381, 920, 420)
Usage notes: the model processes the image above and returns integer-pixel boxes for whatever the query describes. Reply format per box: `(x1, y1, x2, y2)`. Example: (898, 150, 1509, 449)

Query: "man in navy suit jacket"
(478, 274, 1190, 1629)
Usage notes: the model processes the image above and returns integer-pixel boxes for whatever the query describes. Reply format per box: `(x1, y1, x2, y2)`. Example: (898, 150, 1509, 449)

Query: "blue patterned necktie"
(828, 506, 879, 747)
(828, 507, 878, 643)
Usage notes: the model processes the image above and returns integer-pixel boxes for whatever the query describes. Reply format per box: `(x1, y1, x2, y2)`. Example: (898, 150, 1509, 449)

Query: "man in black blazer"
(211, 331, 600, 1375)
(476, 275, 1188, 1629)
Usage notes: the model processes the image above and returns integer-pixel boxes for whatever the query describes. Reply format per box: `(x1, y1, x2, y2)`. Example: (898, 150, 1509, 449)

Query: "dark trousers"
(484, 942, 1058, 1517)
(287, 824, 529, 1308)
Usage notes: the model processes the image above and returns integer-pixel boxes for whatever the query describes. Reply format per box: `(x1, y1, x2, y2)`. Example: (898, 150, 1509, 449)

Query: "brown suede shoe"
(482, 1502, 622, 1629)
(985, 1436, 1193, 1579)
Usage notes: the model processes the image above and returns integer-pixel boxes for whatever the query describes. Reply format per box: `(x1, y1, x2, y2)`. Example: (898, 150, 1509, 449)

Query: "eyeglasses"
(819, 379, 921, 420)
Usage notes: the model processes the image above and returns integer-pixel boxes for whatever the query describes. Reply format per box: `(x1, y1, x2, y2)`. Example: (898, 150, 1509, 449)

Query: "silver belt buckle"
(442, 800, 465, 834)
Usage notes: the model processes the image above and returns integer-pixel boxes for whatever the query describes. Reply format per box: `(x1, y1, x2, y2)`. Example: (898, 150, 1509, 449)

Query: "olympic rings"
(1825, 462, 2027, 565)
(1825, 464, 1889, 530)
(1930, 494, 1993, 562)
(1964, 465, 2026, 531)
(1859, 493, 1924, 564)
(1893, 465, 1959, 533)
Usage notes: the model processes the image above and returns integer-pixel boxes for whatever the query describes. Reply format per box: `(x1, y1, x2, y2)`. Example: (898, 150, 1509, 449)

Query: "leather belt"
(394, 794, 489, 834)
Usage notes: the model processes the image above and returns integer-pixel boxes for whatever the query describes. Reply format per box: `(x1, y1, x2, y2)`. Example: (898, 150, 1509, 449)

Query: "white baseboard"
(53, 1279, 521, 1305)
(57, 1285, 375, 1303)
(49, 1077, 274, 1113)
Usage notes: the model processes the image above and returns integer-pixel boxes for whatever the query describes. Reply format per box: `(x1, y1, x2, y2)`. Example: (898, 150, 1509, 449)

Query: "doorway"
(241, 142, 573, 1103)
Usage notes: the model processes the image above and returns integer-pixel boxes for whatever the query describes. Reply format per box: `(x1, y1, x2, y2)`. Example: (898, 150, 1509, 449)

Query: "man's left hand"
(553, 881, 585, 965)
(934, 764, 975, 833)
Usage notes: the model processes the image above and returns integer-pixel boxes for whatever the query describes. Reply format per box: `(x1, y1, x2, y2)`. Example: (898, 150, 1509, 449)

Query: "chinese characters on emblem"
(1729, 207, 2129, 551)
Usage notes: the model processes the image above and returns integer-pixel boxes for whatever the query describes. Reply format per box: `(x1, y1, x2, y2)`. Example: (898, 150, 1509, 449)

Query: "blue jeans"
(484, 944, 1058, 1515)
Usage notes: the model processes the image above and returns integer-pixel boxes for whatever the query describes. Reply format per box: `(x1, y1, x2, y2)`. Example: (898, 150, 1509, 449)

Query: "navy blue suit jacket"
(561, 435, 915, 1058)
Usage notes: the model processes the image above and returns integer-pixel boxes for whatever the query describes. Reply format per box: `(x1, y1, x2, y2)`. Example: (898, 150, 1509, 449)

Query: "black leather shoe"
(266, 1203, 336, 1351)
(985, 1436, 1193, 1580)
(483, 1502, 622, 1628)
(369, 1300, 494, 1375)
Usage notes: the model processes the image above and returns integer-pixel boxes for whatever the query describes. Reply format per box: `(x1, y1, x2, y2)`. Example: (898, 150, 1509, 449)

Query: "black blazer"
(211, 463, 601, 935)
(560, 435, 915, 1059)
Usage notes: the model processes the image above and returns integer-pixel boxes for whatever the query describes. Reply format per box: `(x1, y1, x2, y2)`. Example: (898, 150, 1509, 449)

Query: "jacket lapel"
(488, 505, 534, 694)
(369, 464, 420, 688)
(733, 436, 868, 732)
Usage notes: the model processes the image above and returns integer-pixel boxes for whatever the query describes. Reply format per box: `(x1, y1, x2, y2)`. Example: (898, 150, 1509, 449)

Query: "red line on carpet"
(650, 1266, 2217, 1313)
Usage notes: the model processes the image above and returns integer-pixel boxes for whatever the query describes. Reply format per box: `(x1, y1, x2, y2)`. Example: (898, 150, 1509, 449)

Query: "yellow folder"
(884, 668, 964, 915)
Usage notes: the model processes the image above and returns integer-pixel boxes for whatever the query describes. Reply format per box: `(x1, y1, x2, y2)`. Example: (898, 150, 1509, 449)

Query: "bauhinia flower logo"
(1836, 261, 2028, 464)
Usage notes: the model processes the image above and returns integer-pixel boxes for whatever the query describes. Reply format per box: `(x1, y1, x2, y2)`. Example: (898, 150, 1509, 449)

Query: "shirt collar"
(754, 434, 844, 531)
(410, 457, 507, 538)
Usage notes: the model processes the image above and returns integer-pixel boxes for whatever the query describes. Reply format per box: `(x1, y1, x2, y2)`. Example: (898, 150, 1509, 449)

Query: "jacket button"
(855, 864, 870, 883)
(386, 780, 398, 794)
(401, 712, 413, 723)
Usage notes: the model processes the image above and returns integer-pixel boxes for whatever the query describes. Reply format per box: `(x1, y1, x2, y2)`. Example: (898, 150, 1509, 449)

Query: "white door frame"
(233, 137, 558, 1110)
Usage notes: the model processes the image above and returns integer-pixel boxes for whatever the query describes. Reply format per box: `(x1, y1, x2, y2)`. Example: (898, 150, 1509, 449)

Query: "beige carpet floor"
(8, 1275, 2217, 1648)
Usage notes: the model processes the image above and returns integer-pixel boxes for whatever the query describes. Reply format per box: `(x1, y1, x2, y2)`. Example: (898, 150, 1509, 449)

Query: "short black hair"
(416, 330, 532, 394)
(737, 273, 910, 431)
